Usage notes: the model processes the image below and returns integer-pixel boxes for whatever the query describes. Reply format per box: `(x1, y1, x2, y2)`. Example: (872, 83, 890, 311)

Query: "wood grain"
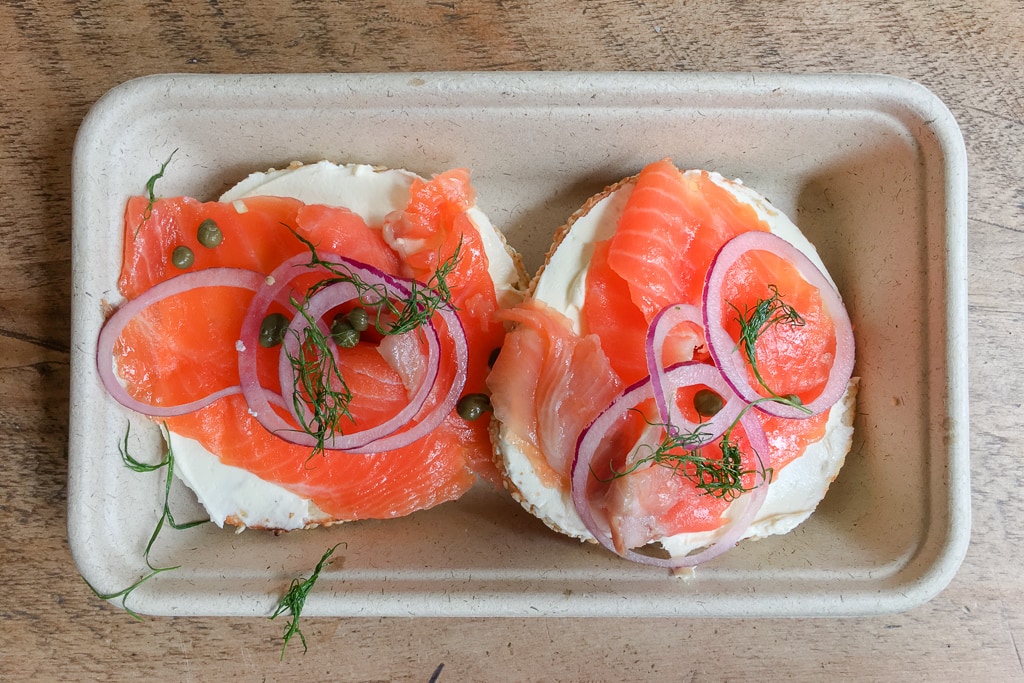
(2, 0, 1024, 680)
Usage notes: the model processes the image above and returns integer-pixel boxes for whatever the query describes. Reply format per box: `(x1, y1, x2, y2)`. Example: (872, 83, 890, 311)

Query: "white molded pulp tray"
(69, 72, 969, 618)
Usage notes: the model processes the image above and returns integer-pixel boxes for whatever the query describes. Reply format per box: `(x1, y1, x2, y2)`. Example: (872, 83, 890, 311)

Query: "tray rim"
(68, 70, 970, 618)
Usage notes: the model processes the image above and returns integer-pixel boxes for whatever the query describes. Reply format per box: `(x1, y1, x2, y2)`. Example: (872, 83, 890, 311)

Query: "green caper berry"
(258, 312, 289, 348)
(347, 307, 369, 332)
(330, 318, 360, 348)
(197, 219, 223, 248)
(456, 393, 492, 421)
(171, 245, 194, 269)
(784, 394, 803, 406)
(693, 389, 725, 418)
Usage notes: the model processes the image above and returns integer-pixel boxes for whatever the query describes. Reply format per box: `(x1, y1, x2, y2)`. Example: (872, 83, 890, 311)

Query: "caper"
(197, 218, 223, 248)
(171, 245, 194, 269)
(330, 318, 360, 348)
(784, 393, 803, 406)
(347, 307, 369, 332)
(259, 312, 290, 348)
(457, 393, 492, 421)
(487, 347, 501, 367)
(693, 389, 724, 418)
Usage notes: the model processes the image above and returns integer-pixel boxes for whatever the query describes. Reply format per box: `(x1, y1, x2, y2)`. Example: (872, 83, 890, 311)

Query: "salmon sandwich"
(97, 161, 527, 531)
(487, 159, 857, 569)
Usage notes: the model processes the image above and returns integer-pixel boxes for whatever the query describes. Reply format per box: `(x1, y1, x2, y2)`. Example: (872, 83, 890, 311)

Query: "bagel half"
(487, 160, 857, 566)
(109, 161, 528, 531)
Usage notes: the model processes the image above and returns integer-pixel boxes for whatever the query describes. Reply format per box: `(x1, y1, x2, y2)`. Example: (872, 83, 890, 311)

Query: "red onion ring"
(702, 231, 855, 419)
(237, 252, 467, 453)
(570, 362, 769, 568)
(96, 268, 264, 417)
(278, 276, 448, 454)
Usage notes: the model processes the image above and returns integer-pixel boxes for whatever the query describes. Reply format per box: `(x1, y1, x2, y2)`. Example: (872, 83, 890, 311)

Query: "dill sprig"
(730, 284, 811, 412)
(121, 423, 209, 559)
(595, 410, 770, 501)
(84, 423, 208, 619)
(85, 565, 179, 621)
(709, 428, 772, 500)
(138, 149, 178, 232)
(284, 299, 354, 458)
(271, 543, 342, 659)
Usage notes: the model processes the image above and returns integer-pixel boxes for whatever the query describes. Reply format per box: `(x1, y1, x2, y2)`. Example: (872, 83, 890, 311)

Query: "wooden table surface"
(2, 1, 1022, 680)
